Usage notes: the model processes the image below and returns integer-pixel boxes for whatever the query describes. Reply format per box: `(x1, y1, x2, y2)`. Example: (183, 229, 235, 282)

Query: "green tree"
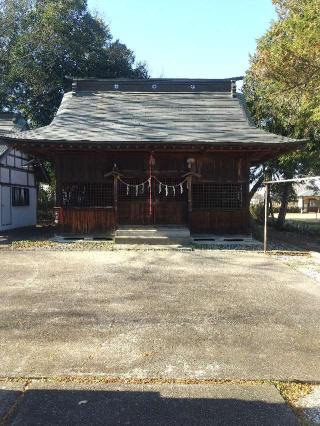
(243, 0, 320, 227)
(0, 0, 148, 127)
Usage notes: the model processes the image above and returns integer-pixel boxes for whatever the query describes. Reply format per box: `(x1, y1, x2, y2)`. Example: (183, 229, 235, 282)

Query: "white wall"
(0, 186, 37, 231)
(0, 167, 10, 183)
(11, 169, 28, 186)
(0, 148, 38, 231)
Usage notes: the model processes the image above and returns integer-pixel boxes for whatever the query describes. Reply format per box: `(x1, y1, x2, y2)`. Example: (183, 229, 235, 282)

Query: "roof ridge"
(72, 79, 234, 94)
(68, 77, 242, 82)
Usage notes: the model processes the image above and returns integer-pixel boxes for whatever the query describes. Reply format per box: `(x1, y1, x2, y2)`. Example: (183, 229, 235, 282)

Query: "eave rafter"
(4, 136, 301, 164)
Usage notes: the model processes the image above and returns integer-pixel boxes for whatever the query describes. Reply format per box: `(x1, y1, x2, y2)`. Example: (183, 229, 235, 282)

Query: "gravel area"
(0, 238, 296, 252)
(1, 240, 115, 251)
(270, 252, 320, 285)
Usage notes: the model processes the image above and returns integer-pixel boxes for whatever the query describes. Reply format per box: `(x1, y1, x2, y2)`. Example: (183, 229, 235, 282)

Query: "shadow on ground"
(0, 225, 54, 245)
(1, 388, 299, 426)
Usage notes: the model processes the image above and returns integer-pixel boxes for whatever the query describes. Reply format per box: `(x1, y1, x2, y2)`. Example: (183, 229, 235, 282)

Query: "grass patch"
(273, 381, 314, 425)
(274, 381, 313, 404)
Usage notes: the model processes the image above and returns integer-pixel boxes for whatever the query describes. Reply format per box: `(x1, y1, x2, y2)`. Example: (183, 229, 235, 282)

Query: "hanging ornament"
(126, 185, 129, 195)
(148, 177, 151, 189)
(173, 186, 176, 196)
(165, 185, 168, 196)
(159, 183, 162, 194)
(180, 183, 183, 194)
(136, 185, 138, 196)
(141, 182, 145, 194)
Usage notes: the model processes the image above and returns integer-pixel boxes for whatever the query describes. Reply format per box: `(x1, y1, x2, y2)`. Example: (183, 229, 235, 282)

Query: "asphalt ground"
(1, 249, 319, 424)
(0, 381, 299, 426)
(0, 250, 319, 380)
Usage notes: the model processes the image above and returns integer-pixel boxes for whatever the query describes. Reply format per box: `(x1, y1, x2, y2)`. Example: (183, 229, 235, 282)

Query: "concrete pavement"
(0, 250, 319, 380)
(0, 381, 299, 425)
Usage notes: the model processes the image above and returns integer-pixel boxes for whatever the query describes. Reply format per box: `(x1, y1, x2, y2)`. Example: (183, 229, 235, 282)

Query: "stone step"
(115, 229, 190, 238)
(115, 226, 191, 245)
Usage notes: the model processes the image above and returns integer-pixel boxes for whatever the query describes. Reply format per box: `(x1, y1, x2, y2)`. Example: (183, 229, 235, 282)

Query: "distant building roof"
(0, 112, 28, 156)
(2, 78, 303, 147)
(296, 180, 320, 197)
(0, 113, 15, 156)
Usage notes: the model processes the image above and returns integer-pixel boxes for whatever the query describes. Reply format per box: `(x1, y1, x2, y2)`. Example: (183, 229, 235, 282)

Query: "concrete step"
(116, 228, 190, 238)
(115, 226, 191, 245)
(114, 236, 191, 245)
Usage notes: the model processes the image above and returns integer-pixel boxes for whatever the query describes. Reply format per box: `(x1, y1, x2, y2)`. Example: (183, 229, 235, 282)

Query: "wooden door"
(153, 177, 188, 225)
(118, 177, 152, 225)
(118, 177, 187, 225)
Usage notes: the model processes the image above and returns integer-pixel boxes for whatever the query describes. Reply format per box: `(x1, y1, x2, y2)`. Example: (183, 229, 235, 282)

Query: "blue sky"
(88, 0, 276, 79)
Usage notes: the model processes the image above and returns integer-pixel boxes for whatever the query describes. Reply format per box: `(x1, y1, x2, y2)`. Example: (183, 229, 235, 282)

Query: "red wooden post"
(113, 174, 118, 229)
(149, 153, 155, 218)
(149, 156, 152, 217)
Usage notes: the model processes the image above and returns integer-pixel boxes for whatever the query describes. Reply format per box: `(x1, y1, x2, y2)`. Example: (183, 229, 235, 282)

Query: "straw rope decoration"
(117, 176, 187, 197)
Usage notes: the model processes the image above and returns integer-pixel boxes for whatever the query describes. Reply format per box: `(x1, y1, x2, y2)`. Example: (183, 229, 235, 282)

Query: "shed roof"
(3, 78, 302, 147)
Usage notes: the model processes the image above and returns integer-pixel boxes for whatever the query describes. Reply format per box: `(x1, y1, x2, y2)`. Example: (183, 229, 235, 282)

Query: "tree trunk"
(276, 183, 291, 228)
(249, 175, 264, 201)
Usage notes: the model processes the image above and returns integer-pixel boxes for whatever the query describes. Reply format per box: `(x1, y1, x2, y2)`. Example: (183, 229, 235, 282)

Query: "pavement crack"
(0, 379, 31, 426)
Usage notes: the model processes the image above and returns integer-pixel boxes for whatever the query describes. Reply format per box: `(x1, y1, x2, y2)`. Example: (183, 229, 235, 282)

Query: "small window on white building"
(12, 187, 30, 206)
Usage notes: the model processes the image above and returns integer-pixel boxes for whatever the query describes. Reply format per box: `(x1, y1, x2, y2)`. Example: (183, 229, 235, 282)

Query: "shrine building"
(2, 78, 302, 238)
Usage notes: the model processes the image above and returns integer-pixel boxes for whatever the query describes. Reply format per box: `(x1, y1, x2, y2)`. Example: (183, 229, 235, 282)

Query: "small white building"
(0, 113, 43, 231)
(296, 180, 320, 213)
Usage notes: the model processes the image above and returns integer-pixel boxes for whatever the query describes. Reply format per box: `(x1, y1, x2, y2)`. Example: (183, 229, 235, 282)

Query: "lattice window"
(192, 183, 245, 210)
(61, 183, 113, 207)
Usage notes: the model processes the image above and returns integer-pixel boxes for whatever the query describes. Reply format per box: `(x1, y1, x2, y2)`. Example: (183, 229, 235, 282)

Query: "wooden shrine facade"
(2, 78, 302, 235)
(53, 150, 250, 234)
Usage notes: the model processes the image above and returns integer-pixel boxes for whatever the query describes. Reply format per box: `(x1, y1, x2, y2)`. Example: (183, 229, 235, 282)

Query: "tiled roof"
(0, 113, 15, 157)
(3, 79, 301, 146)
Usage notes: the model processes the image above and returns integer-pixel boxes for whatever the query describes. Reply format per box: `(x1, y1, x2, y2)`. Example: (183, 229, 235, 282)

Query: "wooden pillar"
(53, 156, 64, 232)
(113, 174, 118, 229)
(187, 175, 193, 229)
(54, 157, 62, 207)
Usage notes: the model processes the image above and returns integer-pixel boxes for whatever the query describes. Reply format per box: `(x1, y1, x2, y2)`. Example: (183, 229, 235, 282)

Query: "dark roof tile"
(4, 79, 301, 145)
